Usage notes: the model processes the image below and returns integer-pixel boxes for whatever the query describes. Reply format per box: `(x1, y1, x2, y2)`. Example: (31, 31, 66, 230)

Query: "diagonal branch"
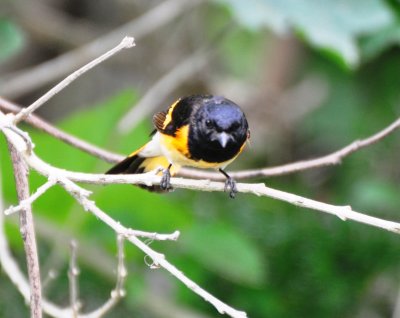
(4, 179, 57, 215)
(13, 37, 135, 124)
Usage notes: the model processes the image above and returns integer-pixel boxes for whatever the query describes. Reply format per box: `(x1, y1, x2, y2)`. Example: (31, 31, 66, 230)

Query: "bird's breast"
(159, 126, 239, 169)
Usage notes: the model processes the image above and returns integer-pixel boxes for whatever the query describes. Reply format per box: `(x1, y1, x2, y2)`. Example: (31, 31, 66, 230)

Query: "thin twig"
(7, 142, 42, 318)
(13, 37, 135, 124)
(68, 240, 81, 317)
(126, 229, 180, 241)
(5, 179, 57, 215)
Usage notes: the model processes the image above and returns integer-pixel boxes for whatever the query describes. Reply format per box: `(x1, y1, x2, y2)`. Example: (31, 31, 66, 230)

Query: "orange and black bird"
(106, 95, 250, 198)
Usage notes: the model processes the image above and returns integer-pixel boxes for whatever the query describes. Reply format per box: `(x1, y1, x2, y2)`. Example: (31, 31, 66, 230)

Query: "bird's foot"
(160, 167, 173, 191)
(224, 177, 237, 199)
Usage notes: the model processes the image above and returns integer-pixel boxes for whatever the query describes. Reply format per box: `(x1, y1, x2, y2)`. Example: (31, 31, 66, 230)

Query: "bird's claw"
(160, 168, 172, 191)
(224, 177, 237, 199)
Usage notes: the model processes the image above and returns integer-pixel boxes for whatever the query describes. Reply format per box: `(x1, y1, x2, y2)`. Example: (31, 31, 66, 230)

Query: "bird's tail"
(106, 146, 177, 192)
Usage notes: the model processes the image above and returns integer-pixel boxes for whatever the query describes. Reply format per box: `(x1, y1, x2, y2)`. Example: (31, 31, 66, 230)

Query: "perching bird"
(106, 95, 250, 198)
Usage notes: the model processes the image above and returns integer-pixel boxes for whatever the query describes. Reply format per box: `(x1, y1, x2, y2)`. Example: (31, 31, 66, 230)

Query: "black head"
(188, 95, 249, 163)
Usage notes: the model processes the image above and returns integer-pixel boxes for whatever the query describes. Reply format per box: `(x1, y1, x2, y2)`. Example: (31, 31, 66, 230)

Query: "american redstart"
(106, 95, 250, 198)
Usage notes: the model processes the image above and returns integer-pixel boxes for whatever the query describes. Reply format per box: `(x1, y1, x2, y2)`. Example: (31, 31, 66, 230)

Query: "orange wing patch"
(161, 125, 190, 157)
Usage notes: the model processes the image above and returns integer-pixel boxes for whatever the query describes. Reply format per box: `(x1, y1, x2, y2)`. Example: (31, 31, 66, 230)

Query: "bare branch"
(7, 142, 42, 318)
(17, 145, 399, 234)
(13, 37, 135, 124)
(0, 162, 31, 305)
(2, 122, 393, 236)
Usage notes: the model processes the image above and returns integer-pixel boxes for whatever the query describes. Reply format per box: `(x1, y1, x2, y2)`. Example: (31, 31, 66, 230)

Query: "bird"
(106, 94, 250, 198)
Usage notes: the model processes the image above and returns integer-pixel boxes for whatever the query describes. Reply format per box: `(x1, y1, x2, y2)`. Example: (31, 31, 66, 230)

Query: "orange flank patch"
(171, 125, 190, 156)
(160, 125, 190, 164)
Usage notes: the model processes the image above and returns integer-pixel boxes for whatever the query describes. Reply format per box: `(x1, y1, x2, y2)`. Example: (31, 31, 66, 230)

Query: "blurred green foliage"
(1, 2, 400, 318)
(218, 0, 398, 68)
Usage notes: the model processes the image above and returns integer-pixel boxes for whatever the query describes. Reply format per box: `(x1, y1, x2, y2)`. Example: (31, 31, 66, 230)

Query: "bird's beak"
(217, 132, 231, 148)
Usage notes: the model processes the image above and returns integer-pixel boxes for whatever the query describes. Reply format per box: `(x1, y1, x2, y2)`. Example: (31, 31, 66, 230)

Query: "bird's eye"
(230, 122, 240, 130)
(205, 119, 213, 128)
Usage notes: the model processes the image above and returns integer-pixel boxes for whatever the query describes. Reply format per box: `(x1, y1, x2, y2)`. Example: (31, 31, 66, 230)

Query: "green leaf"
(181, 221, 266, 287)
(360, 22, 400, 61)
(217, 0, 395, 68)
(0, 18, 24, 63)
